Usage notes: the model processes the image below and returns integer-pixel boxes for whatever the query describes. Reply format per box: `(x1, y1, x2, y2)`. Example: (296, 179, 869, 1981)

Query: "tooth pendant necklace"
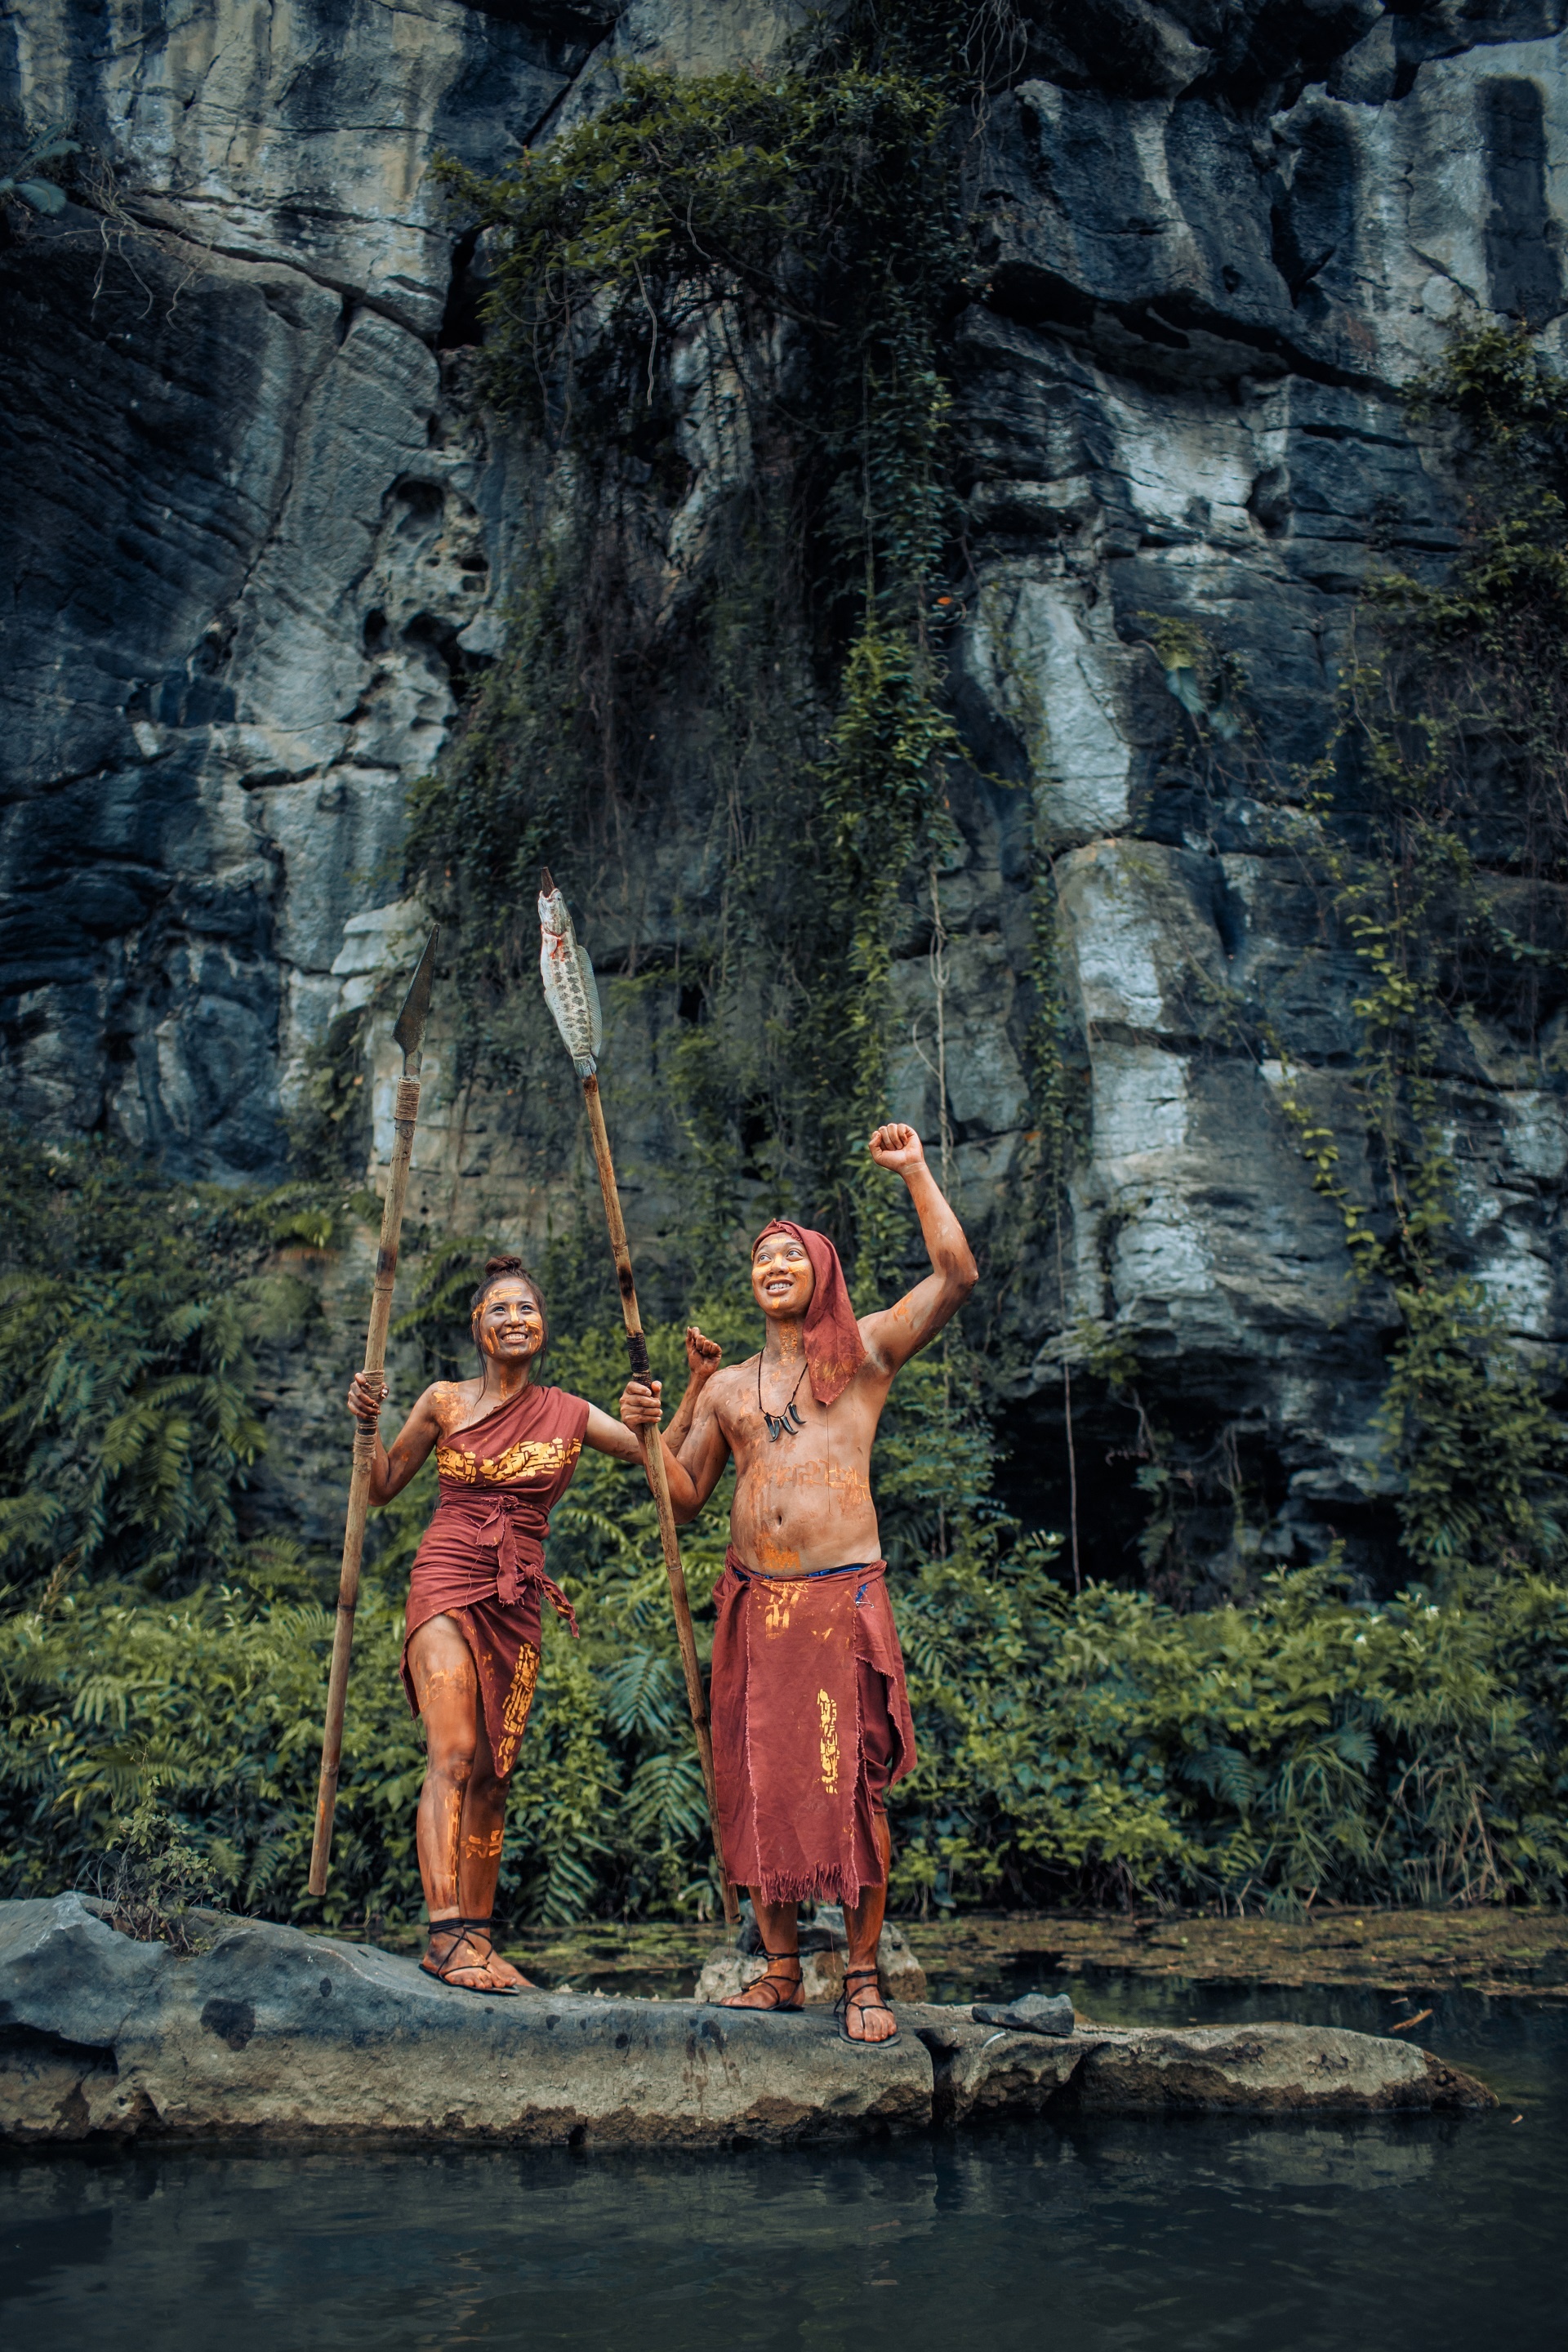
(757, 1352, 808, 1442)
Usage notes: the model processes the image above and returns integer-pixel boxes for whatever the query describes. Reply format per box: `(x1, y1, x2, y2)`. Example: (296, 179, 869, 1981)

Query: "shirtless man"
(620, 1124, 976, 2042)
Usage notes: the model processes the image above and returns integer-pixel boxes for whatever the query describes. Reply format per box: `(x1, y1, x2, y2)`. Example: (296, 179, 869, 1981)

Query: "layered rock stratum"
(4, 1, 1567, 1566)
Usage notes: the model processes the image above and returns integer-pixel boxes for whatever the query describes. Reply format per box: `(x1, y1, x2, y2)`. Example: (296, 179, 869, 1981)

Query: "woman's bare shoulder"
(425, 1378, 484, 1434)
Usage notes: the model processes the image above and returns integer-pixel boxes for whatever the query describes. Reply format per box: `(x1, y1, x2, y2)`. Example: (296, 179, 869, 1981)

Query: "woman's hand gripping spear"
(538, 874, 738, 1927)
(308, 929, 438, 1900)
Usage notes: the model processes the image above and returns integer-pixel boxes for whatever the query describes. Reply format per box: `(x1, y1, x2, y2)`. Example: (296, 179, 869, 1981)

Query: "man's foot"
(839, 1966, 898, 2044)
(719, 1953, 804, 2012)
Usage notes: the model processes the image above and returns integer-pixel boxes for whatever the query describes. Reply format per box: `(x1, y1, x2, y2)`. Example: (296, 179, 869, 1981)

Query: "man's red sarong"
(710, 1548, 916, 1906)
(401, 1383, 588, 1782)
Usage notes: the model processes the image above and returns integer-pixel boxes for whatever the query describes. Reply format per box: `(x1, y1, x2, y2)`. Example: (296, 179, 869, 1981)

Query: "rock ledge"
(0, 1899, 1494, 2149)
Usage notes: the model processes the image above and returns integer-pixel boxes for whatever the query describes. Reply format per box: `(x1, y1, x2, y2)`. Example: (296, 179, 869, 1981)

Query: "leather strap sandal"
(420, 1916, 521, 1996)
(836, 1964, 899, 2045)
(719, 1945, 806, 2012)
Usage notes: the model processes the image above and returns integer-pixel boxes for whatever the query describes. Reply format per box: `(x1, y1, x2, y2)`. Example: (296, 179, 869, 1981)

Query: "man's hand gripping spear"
(537, 873, 738, 1927)
(308, 929, 437, 1899)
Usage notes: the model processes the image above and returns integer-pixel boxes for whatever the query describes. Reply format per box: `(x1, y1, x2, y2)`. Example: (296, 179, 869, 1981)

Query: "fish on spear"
(538, 872, 738, 1926)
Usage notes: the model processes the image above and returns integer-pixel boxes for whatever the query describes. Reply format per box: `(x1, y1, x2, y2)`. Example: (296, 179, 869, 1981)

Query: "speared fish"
(538, 868, 604, 1076)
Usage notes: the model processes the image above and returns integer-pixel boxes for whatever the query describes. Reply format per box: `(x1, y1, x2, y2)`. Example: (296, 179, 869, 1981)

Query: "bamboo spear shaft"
(579, 1074, 737, 1927)
(308, 929, 438, 1900)
(537, 872, 738, 1927)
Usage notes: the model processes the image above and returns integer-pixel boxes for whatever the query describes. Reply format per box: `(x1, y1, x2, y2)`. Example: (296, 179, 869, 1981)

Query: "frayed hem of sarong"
(751, 1867, 880, 1907)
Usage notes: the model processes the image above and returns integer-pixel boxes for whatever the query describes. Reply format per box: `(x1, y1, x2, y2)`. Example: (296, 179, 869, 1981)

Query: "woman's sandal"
(420, 1916, 523, 1997)
(719, 1945, 807, 2013)
(836, 1964, 900, 2046)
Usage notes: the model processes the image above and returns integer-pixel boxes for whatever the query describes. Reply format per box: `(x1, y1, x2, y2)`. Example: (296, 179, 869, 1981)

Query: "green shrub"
(893, 1552, 1568, 1912)
(5, 1537, 1563, 1922)
(0, 1129, 336, 1596)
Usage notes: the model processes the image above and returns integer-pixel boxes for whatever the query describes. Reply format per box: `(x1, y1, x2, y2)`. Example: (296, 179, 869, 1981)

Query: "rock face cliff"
(3, 0, 1567, 1576)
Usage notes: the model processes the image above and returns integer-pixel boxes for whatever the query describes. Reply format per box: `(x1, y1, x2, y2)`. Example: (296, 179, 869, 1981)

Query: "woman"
(346, 1254, 644, 1993)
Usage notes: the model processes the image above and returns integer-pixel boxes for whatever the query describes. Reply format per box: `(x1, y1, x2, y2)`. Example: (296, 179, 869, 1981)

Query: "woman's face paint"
(474, 1279, 545, 1365)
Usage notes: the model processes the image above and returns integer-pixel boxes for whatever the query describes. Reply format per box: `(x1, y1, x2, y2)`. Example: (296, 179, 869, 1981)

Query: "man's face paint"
(751, 1231, 816, 1321)
(474, 1279, 544, 1365)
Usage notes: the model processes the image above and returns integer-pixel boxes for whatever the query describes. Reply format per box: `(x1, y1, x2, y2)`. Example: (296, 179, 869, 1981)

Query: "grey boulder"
(0, 1898, 1495, 2147)
(904, 2007, 1496, 2127)
(0, 1896, 928, 2149)
(971, 1992, 1076, 2037)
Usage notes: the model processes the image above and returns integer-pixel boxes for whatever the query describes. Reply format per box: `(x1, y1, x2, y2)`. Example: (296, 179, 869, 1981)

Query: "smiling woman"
(345, 1255, 645, 1992)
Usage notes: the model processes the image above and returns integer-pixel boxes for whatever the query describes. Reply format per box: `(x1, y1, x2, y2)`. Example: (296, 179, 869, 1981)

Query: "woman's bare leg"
(456, 1693, 528, 1988)
(408, 1615, 524, 1989)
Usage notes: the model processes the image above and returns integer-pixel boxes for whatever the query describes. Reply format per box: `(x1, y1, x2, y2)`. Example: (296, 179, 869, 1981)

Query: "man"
(620, 1122, 975, 2042)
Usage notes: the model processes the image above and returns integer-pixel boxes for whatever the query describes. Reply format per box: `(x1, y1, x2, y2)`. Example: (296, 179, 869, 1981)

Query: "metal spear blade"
(391, 926, 439, 1061)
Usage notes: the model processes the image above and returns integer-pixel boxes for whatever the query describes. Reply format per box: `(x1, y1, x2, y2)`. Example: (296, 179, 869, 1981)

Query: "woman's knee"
(425, 1735, 479, 1788)
(466, 1757, 510, 1811)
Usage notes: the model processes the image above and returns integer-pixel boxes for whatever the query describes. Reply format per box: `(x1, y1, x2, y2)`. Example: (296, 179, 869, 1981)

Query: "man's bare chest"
(719, 1414, 875, 1498)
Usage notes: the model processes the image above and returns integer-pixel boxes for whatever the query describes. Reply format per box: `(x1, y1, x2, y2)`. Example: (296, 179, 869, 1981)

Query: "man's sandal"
(836, 1965, 900, 2046)
(719, 1946, 807, 2013)
(420, 1916, 522, 1997)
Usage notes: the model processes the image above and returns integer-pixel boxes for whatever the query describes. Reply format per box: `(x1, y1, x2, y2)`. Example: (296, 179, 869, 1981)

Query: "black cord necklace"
(756, 1351, 808, 1441)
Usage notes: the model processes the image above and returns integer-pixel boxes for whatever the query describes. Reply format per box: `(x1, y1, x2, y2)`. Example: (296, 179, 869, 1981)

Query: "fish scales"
(538, 882, 603, 1076)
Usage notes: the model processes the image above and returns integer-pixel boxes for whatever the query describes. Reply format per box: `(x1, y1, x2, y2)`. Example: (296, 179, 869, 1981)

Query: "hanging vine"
(416, 8, 1002, 1268)
(1263, 325, 1568, 1590)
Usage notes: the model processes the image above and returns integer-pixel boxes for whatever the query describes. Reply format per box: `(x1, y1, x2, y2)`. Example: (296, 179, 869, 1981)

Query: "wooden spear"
(537, 871, 738, 1927)
(308, 928, 438, 1899)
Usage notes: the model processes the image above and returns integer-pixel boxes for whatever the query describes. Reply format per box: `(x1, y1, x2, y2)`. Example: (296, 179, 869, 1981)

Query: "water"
(2, 1976, 1561, 2350)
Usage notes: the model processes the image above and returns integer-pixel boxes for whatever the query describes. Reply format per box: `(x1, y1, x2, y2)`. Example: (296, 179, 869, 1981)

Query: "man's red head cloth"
(751, 1220, 866, 1407)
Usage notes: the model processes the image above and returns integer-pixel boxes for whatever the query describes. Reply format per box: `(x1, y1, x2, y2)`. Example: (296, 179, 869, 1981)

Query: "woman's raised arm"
(581, 1400, 649, 1462)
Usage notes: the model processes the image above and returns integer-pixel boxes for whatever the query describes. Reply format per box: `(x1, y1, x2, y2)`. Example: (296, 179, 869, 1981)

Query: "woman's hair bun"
(483, 1254, 528, 1278)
